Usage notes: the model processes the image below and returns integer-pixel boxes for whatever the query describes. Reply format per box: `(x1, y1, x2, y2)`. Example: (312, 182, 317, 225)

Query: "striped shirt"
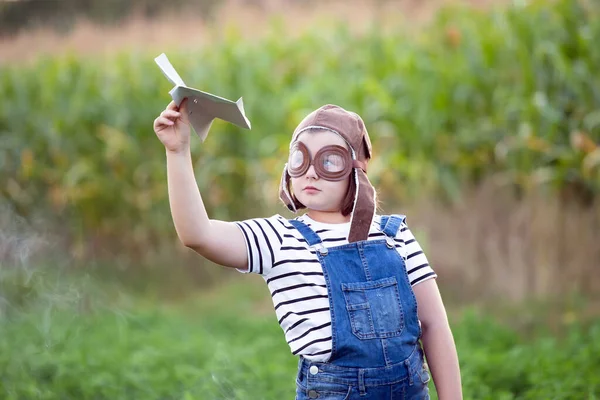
(234, 213, 436, 361)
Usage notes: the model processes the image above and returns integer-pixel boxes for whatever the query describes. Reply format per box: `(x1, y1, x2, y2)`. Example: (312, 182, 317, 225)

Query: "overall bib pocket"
(341, 276, 404, 339)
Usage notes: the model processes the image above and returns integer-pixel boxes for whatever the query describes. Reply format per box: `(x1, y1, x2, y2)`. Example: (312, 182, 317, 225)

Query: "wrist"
(165, 146, 191, 157)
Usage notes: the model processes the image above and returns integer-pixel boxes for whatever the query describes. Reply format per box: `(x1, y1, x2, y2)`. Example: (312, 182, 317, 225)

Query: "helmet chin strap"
(348, 168, 376, 243)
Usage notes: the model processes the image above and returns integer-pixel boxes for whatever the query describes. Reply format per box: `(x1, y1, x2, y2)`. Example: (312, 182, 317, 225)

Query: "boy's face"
(290, 130, 351, 214)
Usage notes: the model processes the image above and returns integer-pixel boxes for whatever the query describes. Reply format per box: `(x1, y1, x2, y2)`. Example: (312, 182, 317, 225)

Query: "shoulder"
(236, 214, 288, 230)
(235, 214, 295, 244)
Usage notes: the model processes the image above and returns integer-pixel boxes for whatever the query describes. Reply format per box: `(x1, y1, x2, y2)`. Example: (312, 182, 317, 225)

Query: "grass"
(1, 277, 297, 400)
(1, 274, 599, 400)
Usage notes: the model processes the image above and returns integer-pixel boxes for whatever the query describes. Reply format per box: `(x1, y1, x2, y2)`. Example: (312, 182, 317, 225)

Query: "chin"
(300, 200, 335, 212)
(297, 196, 320, 210)
(295, 191, 340, 212)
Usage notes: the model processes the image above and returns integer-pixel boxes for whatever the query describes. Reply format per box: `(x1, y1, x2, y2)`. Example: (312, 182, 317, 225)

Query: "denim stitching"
(358, 369, 366, 395)
(342, 277, 397, 291)
(344, 296, 376, 340)
(358, 242, 372, 281)
(392, 279, 405, 336)
(387, 244, 420, 336)
(381, 338, 392, 366)
(318, 252, 337, 358)
(342, 276, 404, 339)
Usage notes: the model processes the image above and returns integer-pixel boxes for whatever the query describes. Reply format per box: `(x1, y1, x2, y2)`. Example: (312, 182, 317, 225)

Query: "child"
(153, 101, 463, 399)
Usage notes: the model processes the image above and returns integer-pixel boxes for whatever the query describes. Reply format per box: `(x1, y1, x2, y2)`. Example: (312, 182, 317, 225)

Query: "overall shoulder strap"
(380, 214, 407, 237)
(288, 219, 323, 247)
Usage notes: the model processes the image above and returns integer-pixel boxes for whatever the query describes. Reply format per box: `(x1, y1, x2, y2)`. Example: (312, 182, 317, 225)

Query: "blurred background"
(1, 0, 599, 399)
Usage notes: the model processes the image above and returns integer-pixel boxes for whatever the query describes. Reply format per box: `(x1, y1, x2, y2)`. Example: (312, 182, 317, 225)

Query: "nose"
(305, 163, 318, 180)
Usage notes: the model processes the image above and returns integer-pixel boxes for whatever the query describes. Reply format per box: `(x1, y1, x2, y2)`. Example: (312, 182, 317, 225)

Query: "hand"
(153, 98, 192, 154)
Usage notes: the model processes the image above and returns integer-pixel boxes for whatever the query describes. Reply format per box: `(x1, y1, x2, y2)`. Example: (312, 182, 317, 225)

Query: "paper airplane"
(155, 53, 251, 141)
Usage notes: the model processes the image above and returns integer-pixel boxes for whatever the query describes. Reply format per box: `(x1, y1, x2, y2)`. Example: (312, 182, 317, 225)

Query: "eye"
(290, 149, 304, 169)
(322, 154, 344, 172)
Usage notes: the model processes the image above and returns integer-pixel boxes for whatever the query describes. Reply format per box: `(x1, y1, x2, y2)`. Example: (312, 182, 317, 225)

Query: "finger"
(179, 97, 189, 114)
(161, 109, 181, 119)
(166, 100, 178, 111)
(154, 116, 174, 128)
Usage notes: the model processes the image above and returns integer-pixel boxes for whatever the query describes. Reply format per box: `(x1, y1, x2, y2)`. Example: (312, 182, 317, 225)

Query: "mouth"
(303, 186, 321, 192)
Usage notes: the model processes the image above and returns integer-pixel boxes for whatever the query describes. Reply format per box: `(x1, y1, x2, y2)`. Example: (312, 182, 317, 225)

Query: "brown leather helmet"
(279, 104, 376, 242)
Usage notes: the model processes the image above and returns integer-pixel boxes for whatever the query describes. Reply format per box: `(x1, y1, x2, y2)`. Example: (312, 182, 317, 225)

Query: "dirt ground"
(0, 0, 508, 65)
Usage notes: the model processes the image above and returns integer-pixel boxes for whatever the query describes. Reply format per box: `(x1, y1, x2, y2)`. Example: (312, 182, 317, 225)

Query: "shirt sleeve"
(396, 220, 437, 286)
(233, 215, 284, 276)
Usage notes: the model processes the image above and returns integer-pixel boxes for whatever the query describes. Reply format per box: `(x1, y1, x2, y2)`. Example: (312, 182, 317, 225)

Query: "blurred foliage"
(0, 0, 221, 37)
(0, 277, 599, 399)
(0, 0, 599, 264)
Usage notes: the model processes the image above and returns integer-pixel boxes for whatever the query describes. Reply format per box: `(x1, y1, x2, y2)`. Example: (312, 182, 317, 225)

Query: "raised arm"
(154, 99, 247, 269)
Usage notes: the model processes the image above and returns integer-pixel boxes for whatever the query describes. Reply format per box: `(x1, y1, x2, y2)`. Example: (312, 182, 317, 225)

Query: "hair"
(341, 174, 357, 216)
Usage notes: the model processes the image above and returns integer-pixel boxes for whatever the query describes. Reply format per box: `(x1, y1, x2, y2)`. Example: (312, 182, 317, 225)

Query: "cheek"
(335, 180, 351, 198)
(323, 180, 350, 201)
(290, 178, 301, 193)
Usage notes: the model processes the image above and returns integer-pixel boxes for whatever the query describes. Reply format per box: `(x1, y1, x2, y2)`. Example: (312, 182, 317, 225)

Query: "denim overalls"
(289, 215, 431, 400)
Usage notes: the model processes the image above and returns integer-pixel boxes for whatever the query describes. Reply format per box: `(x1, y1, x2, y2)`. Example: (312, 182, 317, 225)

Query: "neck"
(306, 210, 351, 224)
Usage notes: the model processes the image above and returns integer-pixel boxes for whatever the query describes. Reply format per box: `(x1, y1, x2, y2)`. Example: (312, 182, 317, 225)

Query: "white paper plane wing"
(155, 53, 251, 142)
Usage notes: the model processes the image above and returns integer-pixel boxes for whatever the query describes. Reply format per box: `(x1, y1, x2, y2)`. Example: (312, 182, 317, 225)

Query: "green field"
(1, 0, 598, 265)
(1, 0, 599, 398)
(1, 275, 599, 400)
